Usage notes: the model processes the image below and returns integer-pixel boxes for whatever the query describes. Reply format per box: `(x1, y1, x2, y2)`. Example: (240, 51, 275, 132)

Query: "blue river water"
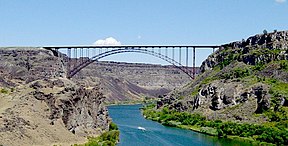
(108, 104, 252, 146)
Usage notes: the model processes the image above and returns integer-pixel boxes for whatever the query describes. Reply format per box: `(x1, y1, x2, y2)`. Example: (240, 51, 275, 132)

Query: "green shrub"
(74, 130, 119, 146)
(279, 60, 288, 71)
(220, 67, 251, 80)
(99, 130, 120, 144)
(252, 63, 266, 71)
(109, 122, 118, 131)
(0, 88, 8, 94)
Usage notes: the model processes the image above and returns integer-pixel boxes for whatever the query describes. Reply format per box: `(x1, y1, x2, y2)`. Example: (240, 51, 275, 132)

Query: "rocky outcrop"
(0, 47, 66, 87)
(224, 30, 288, 50)
(200, 31, 288, 73)
(0, 78, 110, 146)
(30, 79, 109, 136)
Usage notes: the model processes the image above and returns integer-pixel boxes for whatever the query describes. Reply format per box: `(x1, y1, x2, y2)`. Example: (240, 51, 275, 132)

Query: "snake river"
(108, 104, 252, 146)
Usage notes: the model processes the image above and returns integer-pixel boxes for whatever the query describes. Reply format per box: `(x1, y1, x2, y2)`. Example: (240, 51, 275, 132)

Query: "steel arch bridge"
(43, 45, 220, 79)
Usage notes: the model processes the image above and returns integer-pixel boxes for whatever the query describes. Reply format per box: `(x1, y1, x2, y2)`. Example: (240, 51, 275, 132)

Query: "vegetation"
(109, 122, 118, 131)
(142, 105, 288, 145)
(279, 60, 288, 71)
(0, 88, 9, 94)
(74, 122, 119, 146)
(220, 67, 251, 80)
(0, 88, 15, 94)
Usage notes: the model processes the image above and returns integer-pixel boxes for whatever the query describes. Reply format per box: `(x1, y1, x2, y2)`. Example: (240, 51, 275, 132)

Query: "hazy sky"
(0, 0, 287, 66)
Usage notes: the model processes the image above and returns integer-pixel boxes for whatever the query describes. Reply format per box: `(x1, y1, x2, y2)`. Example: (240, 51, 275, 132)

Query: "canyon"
(0, 47, 192, 145)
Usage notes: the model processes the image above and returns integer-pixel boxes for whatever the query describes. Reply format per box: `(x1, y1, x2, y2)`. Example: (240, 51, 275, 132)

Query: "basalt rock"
(31, 79, 109, 136)
(0, 47, 67, 87)
(253, 85, 271, 113)
(200, 31, 288, 73)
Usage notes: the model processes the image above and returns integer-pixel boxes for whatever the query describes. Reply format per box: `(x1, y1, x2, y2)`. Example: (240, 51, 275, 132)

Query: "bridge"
(43, 45, 220, 79)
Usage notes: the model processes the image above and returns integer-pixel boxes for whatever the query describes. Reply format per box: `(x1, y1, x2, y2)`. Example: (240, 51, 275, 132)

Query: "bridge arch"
(68, 47, 193, 79)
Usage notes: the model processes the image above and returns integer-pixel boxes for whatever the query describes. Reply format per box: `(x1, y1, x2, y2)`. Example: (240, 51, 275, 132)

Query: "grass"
(264, 78, 288, 98)
(190, 85, 200, 97)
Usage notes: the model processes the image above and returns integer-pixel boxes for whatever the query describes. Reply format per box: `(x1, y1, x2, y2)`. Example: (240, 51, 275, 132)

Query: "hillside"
(149, 30, 288, 145)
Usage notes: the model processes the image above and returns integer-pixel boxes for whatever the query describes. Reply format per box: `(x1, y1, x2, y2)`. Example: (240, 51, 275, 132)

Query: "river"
(108, 104, 252, 146)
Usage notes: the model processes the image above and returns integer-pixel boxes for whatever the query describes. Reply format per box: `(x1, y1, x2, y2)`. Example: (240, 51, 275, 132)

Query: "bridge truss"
(43, 45, 220, 79)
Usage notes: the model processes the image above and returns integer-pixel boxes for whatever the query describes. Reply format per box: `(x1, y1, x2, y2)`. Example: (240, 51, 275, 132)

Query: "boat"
(137, 126, 146, 131)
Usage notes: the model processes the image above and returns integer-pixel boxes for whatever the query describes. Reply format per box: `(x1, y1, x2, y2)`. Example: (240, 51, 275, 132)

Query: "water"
(108, 104, 252, 146)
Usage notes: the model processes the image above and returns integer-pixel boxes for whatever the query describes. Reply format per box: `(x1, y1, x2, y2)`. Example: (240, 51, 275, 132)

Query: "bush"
(74, 130, 120, 146)
(99, 130, 120, 144)
(0, 88, 8, 94)
(109, 122, 118, 131)
(252, 63, 265, 71)
(280, 61, 288, 71)
(220, 67, 250, 80)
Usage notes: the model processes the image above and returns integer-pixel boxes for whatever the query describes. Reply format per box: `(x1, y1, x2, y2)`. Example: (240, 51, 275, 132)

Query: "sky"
(0, 0, 287, 66)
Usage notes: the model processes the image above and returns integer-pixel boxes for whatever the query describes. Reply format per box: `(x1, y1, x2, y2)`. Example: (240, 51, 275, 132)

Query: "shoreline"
(141, 106, 277, 146)
(177, 125, 267, 146)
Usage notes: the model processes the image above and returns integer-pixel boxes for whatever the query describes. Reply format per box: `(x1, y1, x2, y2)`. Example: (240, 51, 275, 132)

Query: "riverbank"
(141, 104, 284, 146)
(73, 122, 120, 146)
(177, 125, 262, 146)
(105, 98, 157, 106)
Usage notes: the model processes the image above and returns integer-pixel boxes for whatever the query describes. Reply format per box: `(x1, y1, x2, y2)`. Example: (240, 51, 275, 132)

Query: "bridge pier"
(192, 47, 195, 79)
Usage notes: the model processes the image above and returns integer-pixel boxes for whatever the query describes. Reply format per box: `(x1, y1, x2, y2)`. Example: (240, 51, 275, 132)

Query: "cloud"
(93, 37, 121, 46)
(137, 35, 142, 39)
(275, 0, 286, 3)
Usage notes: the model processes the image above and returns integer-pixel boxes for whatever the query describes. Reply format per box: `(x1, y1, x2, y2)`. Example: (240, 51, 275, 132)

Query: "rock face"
(226, 30, 288, 50)
(157, 30, 288, 123)
(0, 48, 109, 145)
(0, 47, 66, 86)
(30, 79, 109, 136)
(200, 31, 288, 73)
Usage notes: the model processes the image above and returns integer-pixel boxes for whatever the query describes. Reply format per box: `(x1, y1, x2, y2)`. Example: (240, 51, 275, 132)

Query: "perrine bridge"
(43, 45, 220, 79)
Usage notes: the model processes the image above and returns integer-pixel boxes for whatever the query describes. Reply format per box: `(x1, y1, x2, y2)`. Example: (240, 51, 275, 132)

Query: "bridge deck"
(43, 45, 220, 49)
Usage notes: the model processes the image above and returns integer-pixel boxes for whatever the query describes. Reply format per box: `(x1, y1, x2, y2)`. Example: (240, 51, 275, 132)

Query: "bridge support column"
(67, 48, 71, 78)
(179, 47, 181, 64)
(186, 47, 188, 68)
(193, 47, 195, 79)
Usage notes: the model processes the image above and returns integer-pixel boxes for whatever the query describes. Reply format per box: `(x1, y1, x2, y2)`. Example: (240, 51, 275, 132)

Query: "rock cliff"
(0, 47, 110, 145)
(157, 30, 288, 123)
